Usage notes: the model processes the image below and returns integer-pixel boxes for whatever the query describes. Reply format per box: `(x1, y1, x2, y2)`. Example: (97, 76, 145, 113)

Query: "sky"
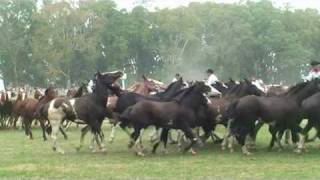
(114, 0, 320, 11)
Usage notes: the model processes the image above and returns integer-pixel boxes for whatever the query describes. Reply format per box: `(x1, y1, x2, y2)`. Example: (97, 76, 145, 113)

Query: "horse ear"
(96, 71, 102, 78)
(142, 75, 147, 81)
(244, 78, 250, 84)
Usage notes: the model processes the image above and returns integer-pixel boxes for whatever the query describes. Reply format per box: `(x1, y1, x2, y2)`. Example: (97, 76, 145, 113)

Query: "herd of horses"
(2, 70, 320, 156)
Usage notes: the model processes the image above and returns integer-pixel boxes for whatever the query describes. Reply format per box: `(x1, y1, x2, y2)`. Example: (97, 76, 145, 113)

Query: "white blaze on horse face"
(87, 80, 94, 93)
(69, 99, 78, 119)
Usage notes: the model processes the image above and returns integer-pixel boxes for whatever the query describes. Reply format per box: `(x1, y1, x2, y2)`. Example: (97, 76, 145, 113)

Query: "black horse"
(108, 78, 186, 140)
(226, 80, 320, 155)
(301, 92, 320, 142)
(202, 80, 264, 146)
(119, 81, 213, 156)
(41, 71, 122, 154)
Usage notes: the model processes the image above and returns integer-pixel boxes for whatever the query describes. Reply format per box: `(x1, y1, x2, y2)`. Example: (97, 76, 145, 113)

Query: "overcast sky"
(114, 0, 320, 11)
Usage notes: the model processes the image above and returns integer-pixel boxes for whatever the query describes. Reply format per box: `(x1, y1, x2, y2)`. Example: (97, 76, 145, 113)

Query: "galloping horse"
(108, 78, 186, 143)
(226, 80, 320, 155)
(41, 71, 122, 154)
(119, 81, 215, 156)
(13, 87, 56, 140)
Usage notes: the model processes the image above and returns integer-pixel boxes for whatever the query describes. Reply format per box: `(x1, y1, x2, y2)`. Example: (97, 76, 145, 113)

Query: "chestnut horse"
(13, 87, 56, 140)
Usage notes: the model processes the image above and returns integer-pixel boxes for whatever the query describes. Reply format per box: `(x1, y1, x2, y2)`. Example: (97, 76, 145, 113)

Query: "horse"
(0, 90, 18, 127)
(300, 92, 320, 143)
(12, 87, 56, 140)
(200, 80, 265, 146)
(226, 80, 320, 155)
(41, 71, 122, 154)
(108, 77, 187, 143)
(119, 81, 215, 156)
(127, 75, 162, 96)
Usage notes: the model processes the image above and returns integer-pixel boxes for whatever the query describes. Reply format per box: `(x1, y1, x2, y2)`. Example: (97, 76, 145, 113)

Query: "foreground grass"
(0, 124, 320, 179)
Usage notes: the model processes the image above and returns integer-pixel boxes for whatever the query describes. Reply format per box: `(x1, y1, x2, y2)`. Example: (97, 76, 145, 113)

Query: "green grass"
(1, 124, 320, 179)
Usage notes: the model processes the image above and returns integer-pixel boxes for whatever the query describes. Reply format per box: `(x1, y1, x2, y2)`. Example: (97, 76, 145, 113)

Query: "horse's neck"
(180, 91, 204, 110)
(287, 85, 317, 105)
(225, 85, 243, 99)
(92, 82, 108, 107)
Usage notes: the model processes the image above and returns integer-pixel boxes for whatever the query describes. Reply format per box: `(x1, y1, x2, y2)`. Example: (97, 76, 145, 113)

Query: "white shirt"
(172, 77, 178, 82)
(207, 74, 219, 85)
(303, 71, 320, 81)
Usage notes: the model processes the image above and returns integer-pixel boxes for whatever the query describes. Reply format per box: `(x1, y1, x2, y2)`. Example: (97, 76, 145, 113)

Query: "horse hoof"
(136, 152, 145, 157)
(58, 150, 65, 155)
(169, 140, 178, 145)
(294, 149, 302, 154)
(128, 142, 134, 149)
(76, 147, 81, 152)
(161, 150, 169, 155)
(190, 149, 197, 155)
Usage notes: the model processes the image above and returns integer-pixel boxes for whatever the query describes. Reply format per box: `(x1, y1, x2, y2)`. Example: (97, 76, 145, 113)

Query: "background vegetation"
(0, 0, 319, 87)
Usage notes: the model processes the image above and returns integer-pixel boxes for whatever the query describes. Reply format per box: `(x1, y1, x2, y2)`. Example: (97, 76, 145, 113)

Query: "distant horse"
(226, 80, 320, 155)
(119, 81, 215, 156)
(41, 71, 122, 154)
(0, 90, 18, 127)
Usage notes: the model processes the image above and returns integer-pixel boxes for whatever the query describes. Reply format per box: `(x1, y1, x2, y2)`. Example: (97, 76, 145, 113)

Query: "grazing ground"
(1, 124, 320, 179)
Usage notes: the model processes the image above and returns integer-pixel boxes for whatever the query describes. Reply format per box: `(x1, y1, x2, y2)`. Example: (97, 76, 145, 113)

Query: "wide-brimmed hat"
(310, 61, 320, 66)
(206, 69, 214, 73)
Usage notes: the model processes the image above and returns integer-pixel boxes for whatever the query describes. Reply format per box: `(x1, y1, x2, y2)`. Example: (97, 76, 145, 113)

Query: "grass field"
(1, 124, 320, 179)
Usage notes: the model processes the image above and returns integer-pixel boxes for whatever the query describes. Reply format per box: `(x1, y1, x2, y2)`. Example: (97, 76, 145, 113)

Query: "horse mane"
(225, 82, 243, 96)
(284, 81, 309, 96)
(72, 84, 86, 98)
(172, 84, 197, 103)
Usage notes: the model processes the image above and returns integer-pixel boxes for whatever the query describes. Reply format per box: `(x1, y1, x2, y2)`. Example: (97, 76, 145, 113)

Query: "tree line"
(0, 0, 319, 87)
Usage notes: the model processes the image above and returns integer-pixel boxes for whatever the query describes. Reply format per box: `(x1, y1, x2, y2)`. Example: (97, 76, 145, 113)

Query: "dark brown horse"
(119, 81, 214, 156)
(226, 80, 320, 155)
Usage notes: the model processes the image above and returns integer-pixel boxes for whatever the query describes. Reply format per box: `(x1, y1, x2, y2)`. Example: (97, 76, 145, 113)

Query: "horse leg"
(303, 121, 315, 143)
(76, 125, 90, 152)
(149, 127, 160, 143)
(152, 128, 169, 154)
(109, 123, 118, 143)
(240, 134, 252, 155)
(284, 130, 291, 144)
(181, 126, 198, 154)
(276, 130, 285, 151)
(132, 128, 144, 156)
(50, 119, 64, 154)
(294, 126, 306, 154)
(267, 126, 277, 151)
(39, 118, 47, 141)
(59, 127, 68, 140)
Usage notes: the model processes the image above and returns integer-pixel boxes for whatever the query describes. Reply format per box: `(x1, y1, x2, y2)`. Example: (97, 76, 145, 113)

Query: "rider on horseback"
(303, 61, 320, 81)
